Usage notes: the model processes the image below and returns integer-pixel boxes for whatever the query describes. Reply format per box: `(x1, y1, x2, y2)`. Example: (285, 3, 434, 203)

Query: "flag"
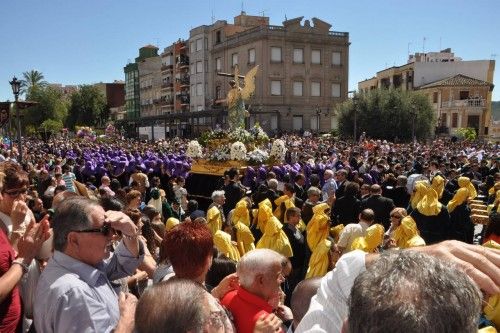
(0, 102, 10, 128)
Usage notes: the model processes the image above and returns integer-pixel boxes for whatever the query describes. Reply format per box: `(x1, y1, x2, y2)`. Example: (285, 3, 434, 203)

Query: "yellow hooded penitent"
(483, 241, 500, 328)
(411, 181, 428, 209)
(232, 199, 250, 226)
(417, 186, 442, 216)
(206, 205, 222, 235)
(330, 224, 345, 243)
(393, 216, 425, 249)
(274, 195, 295, 222)
(165, 217, 180, 232)
(306, 239, 332, 279)
(431, 175, 445, 199)
(458, 176, 477, 200)
(213, 230, 240, 262)
(306, 203, 330, 251)
(257, 199, 273, 232)
(233, 220, 255, 255)
(350, 224, 385, 253)
(447, 188, 469, 213)
(256, 216, 293, 258)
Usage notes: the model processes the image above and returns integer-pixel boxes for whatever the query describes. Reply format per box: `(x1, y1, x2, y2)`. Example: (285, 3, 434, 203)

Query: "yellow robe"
(306, 203, 331, 251)
(232, 200, 250, 227)
(213, 230, 240, 262)
(416, 186, 442, 216)
(431, 175, 445, 199)
(233, 221, 255, 255)
(256, 216, 293, 258)
(458, 176, 477, 200)
(257, 199, 273, 232)
(350, 224, 385, 252)
(393, 216, 426, 249)
(330, 224, 345, 243)
(306, 239, 332, 279)
(411, 181, 428, 209)
(165, 217, 180, 232)
(206, 205, 223, 235)
(274, 195, 295, 222)
(447, 188, 469, 213)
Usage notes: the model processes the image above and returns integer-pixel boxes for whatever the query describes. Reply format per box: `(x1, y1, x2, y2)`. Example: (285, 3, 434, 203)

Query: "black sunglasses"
(74, 223, 114, 236)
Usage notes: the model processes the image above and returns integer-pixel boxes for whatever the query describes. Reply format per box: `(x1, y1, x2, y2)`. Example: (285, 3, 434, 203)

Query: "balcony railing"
(441, 98, 485, 108)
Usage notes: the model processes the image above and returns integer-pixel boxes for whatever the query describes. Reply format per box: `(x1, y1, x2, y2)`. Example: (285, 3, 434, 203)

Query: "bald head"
(291, 277, 322, 327)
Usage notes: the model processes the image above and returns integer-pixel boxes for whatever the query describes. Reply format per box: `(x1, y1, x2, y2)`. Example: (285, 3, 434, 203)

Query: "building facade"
(94, 81, 126, 121)
(358, 48, 495, 137)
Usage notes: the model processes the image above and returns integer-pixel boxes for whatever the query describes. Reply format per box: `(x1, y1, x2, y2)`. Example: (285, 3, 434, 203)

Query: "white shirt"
(295, 250, 366, 333)
(336, 221, 370, 252)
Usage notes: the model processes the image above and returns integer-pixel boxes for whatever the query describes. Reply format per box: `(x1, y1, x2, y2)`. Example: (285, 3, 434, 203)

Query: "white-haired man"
(206, 190, 226, 235)
(221, 249, 291, 333)
(321, 170, 337, 201)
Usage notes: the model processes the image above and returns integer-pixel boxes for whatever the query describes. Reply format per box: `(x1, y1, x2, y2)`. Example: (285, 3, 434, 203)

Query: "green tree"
(67, 85, 108, 129)
(21, 86, 68, 131)
(20, 70, 48, 98)
(337, 89, 435, 141)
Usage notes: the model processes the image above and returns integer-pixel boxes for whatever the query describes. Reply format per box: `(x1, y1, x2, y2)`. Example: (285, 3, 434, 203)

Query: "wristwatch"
(12, 258, 30, 274)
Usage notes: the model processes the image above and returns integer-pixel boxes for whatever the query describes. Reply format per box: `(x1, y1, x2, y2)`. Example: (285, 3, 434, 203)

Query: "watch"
(12, 259, 30, 274)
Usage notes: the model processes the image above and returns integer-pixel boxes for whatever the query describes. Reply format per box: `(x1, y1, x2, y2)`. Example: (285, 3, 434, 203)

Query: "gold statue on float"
(220, 64, 259, 130)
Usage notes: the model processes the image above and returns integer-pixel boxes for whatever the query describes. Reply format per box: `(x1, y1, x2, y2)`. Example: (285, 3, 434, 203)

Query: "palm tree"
(20, 70, 48, 98)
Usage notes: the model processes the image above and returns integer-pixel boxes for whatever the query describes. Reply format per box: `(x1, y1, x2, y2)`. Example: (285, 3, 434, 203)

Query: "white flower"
(230, 141, 248, 161)
(270, 139, 287, 162)
(208, 146, 231, 162)
(247, 149, 269, 164)
(186, 140, 203, 159)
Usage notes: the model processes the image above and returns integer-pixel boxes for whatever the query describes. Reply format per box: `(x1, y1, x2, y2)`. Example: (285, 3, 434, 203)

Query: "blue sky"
(1, 0, 499, 101)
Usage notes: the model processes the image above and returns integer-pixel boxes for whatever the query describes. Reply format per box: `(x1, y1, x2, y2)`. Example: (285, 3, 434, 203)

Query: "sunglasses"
(74, 223, 114, 237)
(4, 188, 28, 197)
(390, 215, 402, 219)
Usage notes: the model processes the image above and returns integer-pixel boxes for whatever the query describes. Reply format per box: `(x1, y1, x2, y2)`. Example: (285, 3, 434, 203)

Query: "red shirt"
(0, 229, 22, 333)
(221, 286, 283, 333)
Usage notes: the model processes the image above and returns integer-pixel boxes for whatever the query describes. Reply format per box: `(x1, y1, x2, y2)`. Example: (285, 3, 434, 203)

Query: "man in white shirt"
(336, 209, 374, 253)
(296, 240, 499, 333)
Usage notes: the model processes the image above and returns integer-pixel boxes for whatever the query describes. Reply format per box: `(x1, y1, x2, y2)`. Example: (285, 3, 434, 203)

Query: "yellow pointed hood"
(431, 175, 445, 199)
(458, 176, 477, 200)
(232, 199, 250, 226)
(417, 186, 442, 216)
(411, 181, 428, 209)
(447, 188, 469, 213)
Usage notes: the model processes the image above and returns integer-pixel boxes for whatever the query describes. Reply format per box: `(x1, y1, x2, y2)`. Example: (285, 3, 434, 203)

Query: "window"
(248, 48, 256, 64)
(459, 91, 469, 100)
(196, 39, 203, 51)
(293, 48, 303, 64)
(190, 64, 195, 75)
(271, 47, 282, 63)
(232, 53, 238, 67)
(293, 116, 303, 131)
(215, 86, 221, 100)
(331, 83, 341, 98)
(452, 113, 458, 127)
(271, 115, 278, 130)
(310, 115, 319, 131)
(293, 81, 303, 96)
(215, 31, 222, 44)
(433, 92, 438, 103)
(271, 81, 281, 96)
(190, 41, 195, 53)
(332, 52, 341, 65)
(311, 82, 321, 97)
(196, 61, 203, 73)
(216, 58, 221, 72)
(196, 83, 203, 96)
(311, 50, 321, 64)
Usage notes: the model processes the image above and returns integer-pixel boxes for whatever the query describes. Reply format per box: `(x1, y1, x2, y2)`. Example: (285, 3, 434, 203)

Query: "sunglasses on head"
(74, 223, 114, 236)
(4, 188, 28, 196)
(390, 214, 402, 219)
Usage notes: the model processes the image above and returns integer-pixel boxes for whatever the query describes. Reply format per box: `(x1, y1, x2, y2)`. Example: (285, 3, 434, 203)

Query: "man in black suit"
(223, 168, 244, 216)
(361, 184, 395, 230)
(294, 174, 307, 202)
(384, 175, 410, 209)
(335, 169, 348, 198)
(284, 182, 303, 209)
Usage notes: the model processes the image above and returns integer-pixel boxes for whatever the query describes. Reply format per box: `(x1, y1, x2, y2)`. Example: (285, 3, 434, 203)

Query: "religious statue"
(226, 65, 259, 130)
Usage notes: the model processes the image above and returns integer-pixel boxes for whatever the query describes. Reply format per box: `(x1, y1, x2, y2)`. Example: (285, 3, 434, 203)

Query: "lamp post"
(348, 91, 359, 142)
(409, 106, 417, 143)
(9, 77, 22, 163)
(315, 107, 321, 133)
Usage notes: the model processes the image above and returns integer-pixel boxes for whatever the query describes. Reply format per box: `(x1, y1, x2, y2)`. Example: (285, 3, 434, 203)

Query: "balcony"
(179, 95, 190, 104)
(441, 98, 485, 108)
(161, 64, 173, 71)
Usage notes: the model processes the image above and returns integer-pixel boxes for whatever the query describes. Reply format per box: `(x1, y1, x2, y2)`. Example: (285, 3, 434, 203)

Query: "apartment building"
(358, 48, 495, 137)
(94, 81, 126, 121)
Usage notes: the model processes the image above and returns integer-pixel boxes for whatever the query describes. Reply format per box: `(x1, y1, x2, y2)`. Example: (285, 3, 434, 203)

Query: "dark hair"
(484, 212, 500, 240)
(309, 174, 320, 187)
(285, 207, 301, 221)
(135, 279, 206, 333)
(0, 161, 29, 190)
(110, 178, 121, 192)
(163, 222, 213, 279)
(187, 199, 199, 213)
(348, 251, 481, 333)
(205, 257, 237, 288)
(143, 206, 160, 221)
(284, 183, 295, 193)
(345, 182, 360, 197)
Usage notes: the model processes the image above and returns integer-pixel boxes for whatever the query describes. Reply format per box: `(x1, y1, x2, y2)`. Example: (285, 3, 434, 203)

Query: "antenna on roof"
(422, 37, 426, 53)
(258, 10, 267, 17)
(407, 42, 412, 57)
(491, 54, 497, 60)
(285, 14, 287, 21)
(211, 9, 215, 24)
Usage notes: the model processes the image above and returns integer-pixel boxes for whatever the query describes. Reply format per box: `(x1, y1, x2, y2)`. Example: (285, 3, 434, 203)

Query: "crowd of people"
(0, 134, 499, 333)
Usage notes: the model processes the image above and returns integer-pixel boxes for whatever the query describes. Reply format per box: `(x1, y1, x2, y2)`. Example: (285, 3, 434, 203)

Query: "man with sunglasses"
(34, 197, 144, 333)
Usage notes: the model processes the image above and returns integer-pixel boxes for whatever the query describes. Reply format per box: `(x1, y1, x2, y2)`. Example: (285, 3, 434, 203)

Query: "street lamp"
(409, 105, 417, 143)
(315, 107, 321, 133)
(9, 77, 22, 163)
(348, 91, 359, 141)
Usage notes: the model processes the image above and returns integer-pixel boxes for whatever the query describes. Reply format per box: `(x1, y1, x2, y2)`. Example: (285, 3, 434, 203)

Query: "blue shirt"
(322, 178, 338, 201)
(34, 241, 144, 333)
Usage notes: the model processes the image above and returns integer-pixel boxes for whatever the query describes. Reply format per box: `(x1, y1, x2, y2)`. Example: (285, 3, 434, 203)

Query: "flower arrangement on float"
(230, 141, 248, 161)
(76, 126, 96, 141)
(269, 139, 287, 162)
(186, 140, 203, 159)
